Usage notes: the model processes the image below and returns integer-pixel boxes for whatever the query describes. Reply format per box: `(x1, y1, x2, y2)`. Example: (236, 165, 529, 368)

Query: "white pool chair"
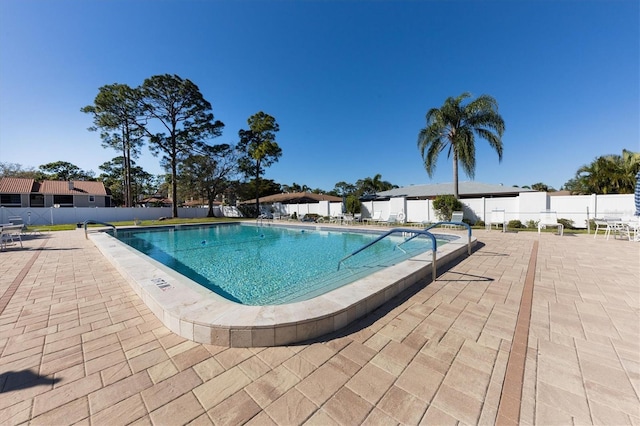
(444, 211, 464, 229)
(487, 209, 506, 232)
(538, 211, 563, 236)
(380, 213, 398, 226)
(0, 224, 24, 250)
(363, 211, 383, 225)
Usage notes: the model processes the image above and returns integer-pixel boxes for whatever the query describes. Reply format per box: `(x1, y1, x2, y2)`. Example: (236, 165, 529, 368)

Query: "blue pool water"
(115, 223, 448, 305)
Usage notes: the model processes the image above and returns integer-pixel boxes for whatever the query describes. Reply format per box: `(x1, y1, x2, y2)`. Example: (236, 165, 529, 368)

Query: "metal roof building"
(372, 182, 536, 200)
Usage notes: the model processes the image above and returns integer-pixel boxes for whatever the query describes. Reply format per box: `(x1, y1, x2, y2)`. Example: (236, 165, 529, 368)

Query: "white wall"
(367, 193, 634, 228)
(5, 193, 633, 228)
(0, 206, 211, 226)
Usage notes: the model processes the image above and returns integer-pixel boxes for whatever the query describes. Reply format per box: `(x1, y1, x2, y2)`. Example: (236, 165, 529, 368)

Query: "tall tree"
(140, 74, 224, 217)
(98, 157, 154, 206)
(356, 174, 396, 196)
(39, 161, 94, 181)
(82, 83, 145, 207)
(0, 162, 44, 180)
(566, 149, 640, 194)
(333, 181, 356, 197)
(178, 144, 238, 217)
(237, 112, 282, 216)
(417, 92, 505, 198)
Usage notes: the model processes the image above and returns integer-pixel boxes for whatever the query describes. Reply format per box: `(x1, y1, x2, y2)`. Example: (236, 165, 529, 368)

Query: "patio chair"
(593, 217, 618, 239)
(380, 213, 398, 226)
(537, 211, 563, 236)
(363, 211, 383, 225)
(342, 213, 354, 225)
(445, 211, 464, 229)
(486, 209, 506, 232)
(0, 224, 24, 250)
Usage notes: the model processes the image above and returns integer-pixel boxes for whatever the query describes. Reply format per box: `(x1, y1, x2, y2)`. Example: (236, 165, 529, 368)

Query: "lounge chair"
(445, 211, 464, 229)
(364, 211, 383, 225)
(380, 213, 398, 226)
(487, 209, 506, 232)
(0, 224, 24, 250)
(538, 211, 563, 236)
(593, 217, 618, 239)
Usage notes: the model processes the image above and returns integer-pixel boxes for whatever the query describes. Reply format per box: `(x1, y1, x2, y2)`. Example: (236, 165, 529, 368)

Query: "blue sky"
(1, 0, 638, 192)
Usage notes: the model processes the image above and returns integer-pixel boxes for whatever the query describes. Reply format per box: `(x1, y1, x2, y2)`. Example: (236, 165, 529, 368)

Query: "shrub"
(558, 218, 575, 229)
(345, 195, 361, 214)
(474, 220, 485, 228)
(508, 219, 524, 229)
(525, 219, 538, 229)
(432, 194, 464, 221)
(302, 213, 320, 222)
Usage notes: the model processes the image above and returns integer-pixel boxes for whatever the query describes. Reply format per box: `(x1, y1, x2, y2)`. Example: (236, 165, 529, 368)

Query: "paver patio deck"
(0, 226, 638, 425)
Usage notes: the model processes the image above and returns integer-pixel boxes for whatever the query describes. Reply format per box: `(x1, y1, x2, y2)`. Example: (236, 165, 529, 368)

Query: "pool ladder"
(83, 220, 117, 239)
(337, 222, 473, 282)
(337, 228, 439, 281)
(404, 221, 472, 256)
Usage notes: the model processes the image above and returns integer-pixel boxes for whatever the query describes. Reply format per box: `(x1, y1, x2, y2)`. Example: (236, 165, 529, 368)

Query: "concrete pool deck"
(0, 226, 638, 424)
(89, 222, 475, 347)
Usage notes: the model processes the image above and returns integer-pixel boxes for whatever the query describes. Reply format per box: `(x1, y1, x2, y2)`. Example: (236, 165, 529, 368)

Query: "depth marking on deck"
(496, 239, 538, 425)
(0, 239, 48, 316)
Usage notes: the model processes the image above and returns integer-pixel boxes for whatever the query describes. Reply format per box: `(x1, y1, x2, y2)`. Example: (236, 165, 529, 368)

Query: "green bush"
(432, 194, 464, 221)
(558, 218, 575, 229)
(525, 219, 538, 229)
(508, 219, 524, 229)
(474, 220, 485, 227)
(345, 195, 361, 214)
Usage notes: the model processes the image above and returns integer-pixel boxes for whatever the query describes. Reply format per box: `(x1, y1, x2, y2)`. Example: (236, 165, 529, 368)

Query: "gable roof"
(0, 177, 108, 195)
(39, 180, 108, 195)
(0, 177, 36, 193)
(373, 182, 535, 199)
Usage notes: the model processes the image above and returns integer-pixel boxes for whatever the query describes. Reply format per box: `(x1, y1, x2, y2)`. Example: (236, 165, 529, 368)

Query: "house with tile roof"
(0, 177, 111, 208)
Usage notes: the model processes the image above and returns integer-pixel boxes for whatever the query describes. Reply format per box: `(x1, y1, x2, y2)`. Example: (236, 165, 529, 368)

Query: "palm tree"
(357, 174, 396, 196)
(417, 92, 505, 198)
(574, 149, 640, 194)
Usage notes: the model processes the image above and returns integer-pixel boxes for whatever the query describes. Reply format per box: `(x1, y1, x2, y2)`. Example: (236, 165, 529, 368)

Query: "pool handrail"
(337, 227, 438, 282)
(401, 221, 473, 255)
(84, 220, 117, 239)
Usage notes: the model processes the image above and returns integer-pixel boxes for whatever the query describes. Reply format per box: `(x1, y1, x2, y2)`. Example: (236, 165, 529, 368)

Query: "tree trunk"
(207, 189, 215, 217)
(453, 152, 460, 199)
(254, 159, 261, 218)
(171, 156, 179, 218)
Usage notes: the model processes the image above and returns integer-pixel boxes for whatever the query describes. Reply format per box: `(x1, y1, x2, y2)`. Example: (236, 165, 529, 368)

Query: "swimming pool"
(114, 223, 450, 305)
(90, 221, 475, 347)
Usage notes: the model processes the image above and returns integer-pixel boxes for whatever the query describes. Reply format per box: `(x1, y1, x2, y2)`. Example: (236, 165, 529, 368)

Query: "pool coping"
(89, 222, 476, 347)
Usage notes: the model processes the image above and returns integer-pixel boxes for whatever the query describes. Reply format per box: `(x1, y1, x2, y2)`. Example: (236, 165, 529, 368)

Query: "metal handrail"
(401, 221, 473, 255)
(84, 220, 117, 239)
(337, 227, 438, 282)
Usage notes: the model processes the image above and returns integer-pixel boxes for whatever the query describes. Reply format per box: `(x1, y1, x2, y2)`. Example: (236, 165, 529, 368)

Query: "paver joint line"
(0, 239, 47, 316)
(496, 239, 538, 425)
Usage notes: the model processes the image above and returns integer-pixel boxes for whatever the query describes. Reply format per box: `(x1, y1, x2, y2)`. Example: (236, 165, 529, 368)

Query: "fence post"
(586, 206, 590, 234)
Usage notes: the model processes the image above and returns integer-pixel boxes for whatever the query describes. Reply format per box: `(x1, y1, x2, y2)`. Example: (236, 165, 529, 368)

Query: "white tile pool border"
(89, 222, 476, 347)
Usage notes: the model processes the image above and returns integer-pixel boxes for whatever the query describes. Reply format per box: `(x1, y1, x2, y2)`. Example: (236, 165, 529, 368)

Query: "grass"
(26, 217, 247, 232)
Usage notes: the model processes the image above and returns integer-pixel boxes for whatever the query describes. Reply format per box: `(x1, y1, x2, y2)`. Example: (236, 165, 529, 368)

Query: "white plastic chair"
(486, 209, 506, 232)
(538, 211, 563, 236)
(445, 211, 464, 229)
(0, 224, 24, 250)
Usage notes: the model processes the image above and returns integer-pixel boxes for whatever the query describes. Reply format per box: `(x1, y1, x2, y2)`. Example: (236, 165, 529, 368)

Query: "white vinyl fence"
(0, 205, 243, 226)
(2, 193, 633, 229)
(284, 193, 633, 229)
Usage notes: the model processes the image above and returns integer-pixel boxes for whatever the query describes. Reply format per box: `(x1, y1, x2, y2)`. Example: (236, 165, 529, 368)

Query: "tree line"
(2, 86, 637, 215)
